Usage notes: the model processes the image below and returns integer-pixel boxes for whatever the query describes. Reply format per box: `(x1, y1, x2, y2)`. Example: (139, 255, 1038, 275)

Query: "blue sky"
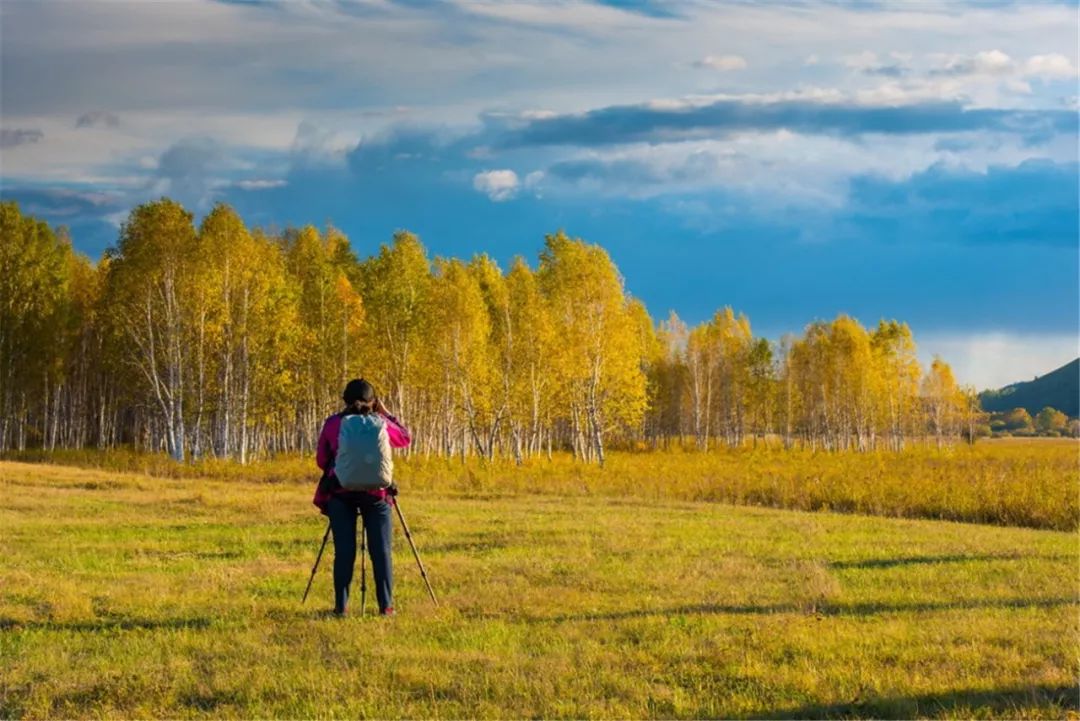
(1, 0, 1077, 389)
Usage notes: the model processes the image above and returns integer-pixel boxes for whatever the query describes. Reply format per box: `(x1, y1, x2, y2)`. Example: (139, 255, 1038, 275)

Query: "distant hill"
(979, 358, 1079, 418)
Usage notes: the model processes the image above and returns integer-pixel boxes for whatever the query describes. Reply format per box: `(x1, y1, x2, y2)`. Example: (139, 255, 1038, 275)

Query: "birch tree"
(538, 231, 645, 465)
(102, 199, 198, 460)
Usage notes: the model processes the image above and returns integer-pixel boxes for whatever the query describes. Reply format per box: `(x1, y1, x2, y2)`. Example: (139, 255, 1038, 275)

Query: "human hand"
(387, 482, 399, 497)
(374, 397, 389, 416)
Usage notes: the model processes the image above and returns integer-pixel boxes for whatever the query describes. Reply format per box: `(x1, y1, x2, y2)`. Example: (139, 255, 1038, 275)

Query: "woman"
(313, 378, 411, 616)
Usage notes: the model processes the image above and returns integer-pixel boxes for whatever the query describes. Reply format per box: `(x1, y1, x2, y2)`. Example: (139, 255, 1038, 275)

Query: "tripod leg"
(393, 499, 438, 606)
(302, 522, 332, 604)
(359, 513, 367, 616)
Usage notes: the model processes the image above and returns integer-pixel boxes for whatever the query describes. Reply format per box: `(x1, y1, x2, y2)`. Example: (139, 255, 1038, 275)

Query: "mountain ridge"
(979, 357, 1079, 418)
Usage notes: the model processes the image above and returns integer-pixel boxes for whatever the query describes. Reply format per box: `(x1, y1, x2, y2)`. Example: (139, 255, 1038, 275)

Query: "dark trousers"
(327, 494, 393, 613)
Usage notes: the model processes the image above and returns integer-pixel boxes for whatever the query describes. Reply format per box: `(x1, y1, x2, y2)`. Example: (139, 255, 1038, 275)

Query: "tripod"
(394, 498, 438, 606)
(301, 497, 437, 610)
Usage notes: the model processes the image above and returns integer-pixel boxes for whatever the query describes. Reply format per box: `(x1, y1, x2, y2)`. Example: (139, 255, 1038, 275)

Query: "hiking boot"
(379, 607, 394, 616)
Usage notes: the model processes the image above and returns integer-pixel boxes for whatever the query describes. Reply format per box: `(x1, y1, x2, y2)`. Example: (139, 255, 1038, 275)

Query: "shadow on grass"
(178, 688, 246, 712)
(425, 539, 511, 554)
(524, 596, 1074, 623)
(0, 616, 212, 632)
(829, 553, 1073, 570)
(747, 683, 1078, 719)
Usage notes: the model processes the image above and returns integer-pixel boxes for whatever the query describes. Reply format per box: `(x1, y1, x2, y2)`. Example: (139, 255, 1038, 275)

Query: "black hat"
(343, 378, 375, 405)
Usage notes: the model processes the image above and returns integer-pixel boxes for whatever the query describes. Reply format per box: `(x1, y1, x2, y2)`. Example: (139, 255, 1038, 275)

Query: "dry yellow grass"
(7, 437, 1077, 530)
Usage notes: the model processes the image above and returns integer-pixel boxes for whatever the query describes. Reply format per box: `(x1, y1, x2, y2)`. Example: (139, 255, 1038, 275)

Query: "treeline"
(989, 407, 1079, 438)
(0, 198, 984, 463)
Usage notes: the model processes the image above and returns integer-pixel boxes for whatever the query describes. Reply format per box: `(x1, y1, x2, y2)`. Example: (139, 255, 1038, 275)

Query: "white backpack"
(335, 413, 393, 490)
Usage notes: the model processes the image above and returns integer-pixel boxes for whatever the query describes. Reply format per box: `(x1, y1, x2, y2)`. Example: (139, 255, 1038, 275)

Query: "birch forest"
(0, 198, 982, 463)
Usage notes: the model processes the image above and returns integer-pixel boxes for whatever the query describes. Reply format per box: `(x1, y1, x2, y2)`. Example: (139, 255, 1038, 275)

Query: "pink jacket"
(313, 411, 412, 513)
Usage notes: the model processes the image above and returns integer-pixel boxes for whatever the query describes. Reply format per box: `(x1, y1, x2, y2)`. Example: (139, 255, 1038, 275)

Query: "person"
(313, 378, 411, 616)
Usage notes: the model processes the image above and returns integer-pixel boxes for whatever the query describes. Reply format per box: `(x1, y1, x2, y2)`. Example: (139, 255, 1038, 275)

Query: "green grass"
(0, 460, 1076, 719)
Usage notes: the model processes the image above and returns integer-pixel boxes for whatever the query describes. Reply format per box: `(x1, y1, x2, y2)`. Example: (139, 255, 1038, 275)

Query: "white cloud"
(472, 169, 520, 201)
(522, 169, 545, 198)
(446, 0, 662, 30)
(291, 120, 355, 168)
(102, 210, 128, 228)
(1024, 53, 1077, 79)
(969, 49, 1014, 76)
(929, 49, 1078, 85)
(854, 48, 1075, 106)
(234, 179, 287, 190)
(520, 109, 558, 120)
(918, 332, 1079, 390)
(930, 49, 1013, 77)
(694, 54, 747, 71)
(538, 121, 1075, 208)
(842, 51, 881, 71)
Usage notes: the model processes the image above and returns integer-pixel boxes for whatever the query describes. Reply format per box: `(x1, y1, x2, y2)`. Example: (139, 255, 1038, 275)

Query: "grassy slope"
(979, 358, 1079, 418)
(0, 461, 1076, 719)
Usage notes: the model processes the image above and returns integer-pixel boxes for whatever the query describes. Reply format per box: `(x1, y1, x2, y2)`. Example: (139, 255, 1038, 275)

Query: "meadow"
(7, 438, 1078, 530)
(1, 446, 1077, 719)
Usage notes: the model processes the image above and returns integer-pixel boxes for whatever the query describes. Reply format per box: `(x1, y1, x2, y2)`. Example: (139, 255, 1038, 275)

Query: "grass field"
(6, 438, 1078, 531)
(1, 459, 1076, 719)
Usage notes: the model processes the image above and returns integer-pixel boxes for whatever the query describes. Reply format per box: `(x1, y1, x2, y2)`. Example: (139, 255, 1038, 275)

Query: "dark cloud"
(548, 157, 665, 183)
(152, 136, 289, 208)
(589, 0, 684, 18)
(75, 111, 120, 129)
(548, 150, 721, 186)
(0, 185, 125, 255)
(0, 128, 44, 148)
(505, 99, 1078, 147)
(862, 63, 907, 77)
(844, 159, 1079, 247)
(0, 186, 122, 216)
(155, 137, 227, 207)
(346, 127, 461, 175)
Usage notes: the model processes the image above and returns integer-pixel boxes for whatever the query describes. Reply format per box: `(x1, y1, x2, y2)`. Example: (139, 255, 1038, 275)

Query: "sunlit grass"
(7, 437, 1078, 530)
(0, 460, 1076, 719)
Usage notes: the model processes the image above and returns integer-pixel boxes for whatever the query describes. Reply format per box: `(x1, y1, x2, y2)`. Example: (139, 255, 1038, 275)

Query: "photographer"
(313, 378, 411, 616)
